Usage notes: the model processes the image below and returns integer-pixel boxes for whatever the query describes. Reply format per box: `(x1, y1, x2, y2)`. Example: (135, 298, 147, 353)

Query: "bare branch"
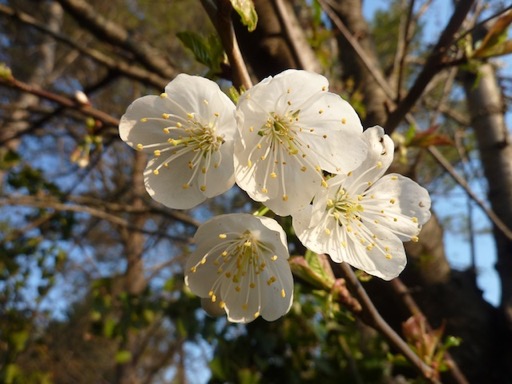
(55, 0, 177, 80)
(0, 4, 168, 89)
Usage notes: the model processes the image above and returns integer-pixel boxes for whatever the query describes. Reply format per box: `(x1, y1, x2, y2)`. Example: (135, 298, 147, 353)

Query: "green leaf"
(230, 0, 258, 32)
(176, 32, 225, 75)
(177, 31, 211, 66)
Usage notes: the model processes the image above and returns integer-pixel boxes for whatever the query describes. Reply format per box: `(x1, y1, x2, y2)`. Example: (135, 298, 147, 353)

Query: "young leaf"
(230, 0, 258, 32)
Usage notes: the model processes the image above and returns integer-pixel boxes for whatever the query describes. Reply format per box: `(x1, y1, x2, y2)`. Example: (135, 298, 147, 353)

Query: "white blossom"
(292, 126, 431, 280)
(119, 74, 237, 209)
(185, 213, 293, 323)
(234, 69, 367, 216)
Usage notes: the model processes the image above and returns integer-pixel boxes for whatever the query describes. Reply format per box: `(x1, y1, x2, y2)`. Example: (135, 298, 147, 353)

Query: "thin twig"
(385, 0, 476, 131)
(200, 0, 253, 89)
(0, 75, 119, 128)
(337, 263, 441, 383)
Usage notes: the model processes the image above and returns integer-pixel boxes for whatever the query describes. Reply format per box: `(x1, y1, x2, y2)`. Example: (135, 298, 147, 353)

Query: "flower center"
(258, 111, 300, 155)
(327, 188, 364, 225)
(136, 111, 226, 190)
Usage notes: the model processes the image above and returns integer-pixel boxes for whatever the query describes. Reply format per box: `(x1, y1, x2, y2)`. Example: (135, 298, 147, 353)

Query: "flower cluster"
(120, 70, 431, 323)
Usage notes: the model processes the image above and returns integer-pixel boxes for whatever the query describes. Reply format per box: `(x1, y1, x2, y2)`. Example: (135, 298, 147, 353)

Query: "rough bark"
(233, 0, 321, 79)
(462, 62, 512, 377)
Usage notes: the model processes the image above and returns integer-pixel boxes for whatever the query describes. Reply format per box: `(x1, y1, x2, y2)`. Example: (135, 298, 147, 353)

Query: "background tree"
(1, 0, 512, 383)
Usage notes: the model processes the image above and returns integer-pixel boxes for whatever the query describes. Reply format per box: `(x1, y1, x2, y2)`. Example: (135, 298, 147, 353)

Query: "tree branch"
(55, 0, 177, 80)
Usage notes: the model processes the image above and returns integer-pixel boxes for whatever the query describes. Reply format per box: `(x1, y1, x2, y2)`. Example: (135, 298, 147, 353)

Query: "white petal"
(344, 126, 394, 194)
(144, 154, 207, 209)
(119, 95, 177, 149)
(165, 74, 236, 126)
(239, 70, 329, 114)
(363, 174, 431, 240)
(297, 93, 366, 173)
(335, 224, 407, 280)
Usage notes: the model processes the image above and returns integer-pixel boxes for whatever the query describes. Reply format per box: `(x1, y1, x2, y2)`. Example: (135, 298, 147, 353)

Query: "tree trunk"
(462, 62, 512, 378)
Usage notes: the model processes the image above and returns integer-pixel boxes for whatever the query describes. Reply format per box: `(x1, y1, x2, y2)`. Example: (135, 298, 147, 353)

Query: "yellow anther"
(341, 118, 346, 124)
(250, 282, 256, 288)
(187, 113, 194, 119)
(300, 166, 307, 172)
(136, 143, 144, 150)
(411, 236, 419, 242)
(267, 276, 276, 285)
(270, 172, 277, 178)
(159, 92, 167, 98)
(163, 128, 170, 134)
(200, 185, 206, 192)
(281, 289, 286, 298)
(385, 253, 392, 260)
(140, 118, 148, 123)
(162, 113, 170, 119)
(200, 258, 207, 264)
(321, 180, 328, 188)
(214, 112, 219, 117)
(282, 194, 288, 201)
(377, 161, 383, 168)
(318, 109, 324, 114)
(201, 167, 207, 174)
(190, 266, 197, 273)
(254, 311, 260, 318)
(271, 255, 278, 261)
(235, 286, 241, 292)
(324, 228, 331, 235)
(412, 217, 418, 223)
(203, 99, 209, 105)
(182, 183, 190, 189)
(390, 198, 396, 204)
(391, 175, 398, 180)
(176, 122, 182, 128)
(153, 169, 159, 175)
(154, 150, 161, 156)
(218, 233, 227, 239)
(247, 159, 253, 167)
(219, 301, 225, 309)
(262, 187, 268, 193)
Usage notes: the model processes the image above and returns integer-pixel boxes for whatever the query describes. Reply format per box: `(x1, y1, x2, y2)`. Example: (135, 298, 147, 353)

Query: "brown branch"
(55, 0, 177, 80)
(0, 75, 120, 128)
(337, 263, 441, 383)
(385, 0, 476, 131)
(200, 0, 253, 89)
(0, 4, 167, 89)
(0, 195, 190, 243)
